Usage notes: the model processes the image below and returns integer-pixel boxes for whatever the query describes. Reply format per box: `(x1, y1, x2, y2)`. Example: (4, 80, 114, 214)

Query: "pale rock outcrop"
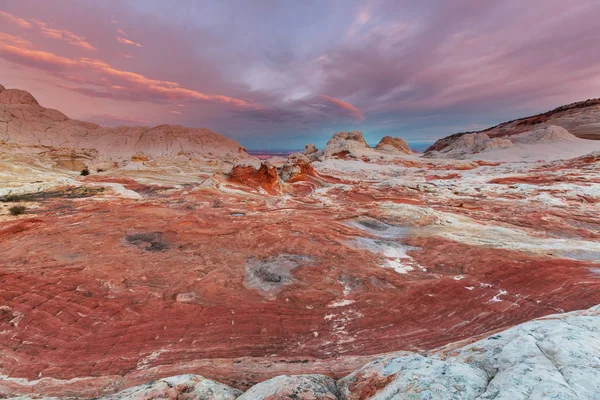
(280, 153, 317, 182)
(237, 374, 340, 400)
(339, 304, 600, 399)
(323, 131, 369, 158)
(304, 144, 318, 156)
(97, 374, 242, 400)
(0, 86, 250, 162)
(375, 136, 412, 154)
(303, 143, 322, 161)
(430, 132, 514, 159)
(511, 125, 578, 144)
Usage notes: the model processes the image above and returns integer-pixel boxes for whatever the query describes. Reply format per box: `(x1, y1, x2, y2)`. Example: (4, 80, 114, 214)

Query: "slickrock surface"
(339, 305, 600, 399)
(6, 306, 599, 399)
(1, 86, 600, 398)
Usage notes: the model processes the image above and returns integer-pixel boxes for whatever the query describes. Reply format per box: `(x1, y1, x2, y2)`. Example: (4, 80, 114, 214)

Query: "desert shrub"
(80, 166, 90, 176)
(9, 205, 26, 215)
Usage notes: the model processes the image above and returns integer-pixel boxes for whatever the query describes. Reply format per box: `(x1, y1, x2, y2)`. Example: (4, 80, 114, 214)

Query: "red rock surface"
(1, 150, 600, 397)
(228, 162, 282, 195)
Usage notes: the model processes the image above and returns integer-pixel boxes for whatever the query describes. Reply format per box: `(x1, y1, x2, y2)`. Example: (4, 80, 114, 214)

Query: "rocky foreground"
(15, 305, 597, 399)
(1, 86, 600, 398)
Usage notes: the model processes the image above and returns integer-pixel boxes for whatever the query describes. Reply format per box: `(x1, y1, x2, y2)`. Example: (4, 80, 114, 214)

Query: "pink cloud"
(319, 94, 365, 121)
(116, 36, 142, 48)
(169, 110, 182, 114)
(0, 33, 259, 109)
(38, 26, 96, 51)
(0, 11, 32, 29)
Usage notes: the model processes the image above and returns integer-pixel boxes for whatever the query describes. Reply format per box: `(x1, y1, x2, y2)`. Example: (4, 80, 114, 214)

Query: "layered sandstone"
(374, 136, 412, 154)
(322, 131, 370, 159)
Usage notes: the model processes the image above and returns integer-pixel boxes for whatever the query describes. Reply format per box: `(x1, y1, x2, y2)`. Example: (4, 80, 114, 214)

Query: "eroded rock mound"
(323, 131, 369, 159)
(511, 125, 578, 144)
(97, 374, 242, 400)
(430, 132, 514, 158)
(237, 375, 339, 400)
(228, 162, 282, 195)
(375, 136, 412, 154)
(280, 153, 317, 182)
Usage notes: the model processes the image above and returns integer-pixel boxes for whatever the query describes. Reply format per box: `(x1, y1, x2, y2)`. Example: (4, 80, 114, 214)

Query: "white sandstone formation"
(322, 131, 370, 158)
(237, 374, 339, 400)
(0, 86, 250, 163)
(375, 136, 413, 154)
(339, 304, 600, 399)
(97, 374, 242, 400)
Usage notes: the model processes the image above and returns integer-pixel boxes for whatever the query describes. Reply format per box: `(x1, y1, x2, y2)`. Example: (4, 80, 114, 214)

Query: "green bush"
(9, 205, 26, 215)
(80, 166, 90, 176)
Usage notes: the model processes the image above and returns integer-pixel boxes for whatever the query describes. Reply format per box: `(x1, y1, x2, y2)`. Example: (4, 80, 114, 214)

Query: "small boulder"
(237, 374, 339, 400)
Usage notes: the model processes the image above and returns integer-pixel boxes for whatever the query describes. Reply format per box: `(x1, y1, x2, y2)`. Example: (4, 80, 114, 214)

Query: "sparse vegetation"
(9, 205, 26, 215)
(80, 166, 90, 176)
(0, 187, 104, 202)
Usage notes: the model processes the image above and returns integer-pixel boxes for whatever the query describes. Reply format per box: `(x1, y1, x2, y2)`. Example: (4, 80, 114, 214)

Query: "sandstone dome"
(323, 130, 370, 158)
(511, 125, 578, 144)
(375, 136, 412, 154)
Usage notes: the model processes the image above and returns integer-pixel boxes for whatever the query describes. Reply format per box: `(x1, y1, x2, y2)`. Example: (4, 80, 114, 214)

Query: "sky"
(1, 0, 600, 149)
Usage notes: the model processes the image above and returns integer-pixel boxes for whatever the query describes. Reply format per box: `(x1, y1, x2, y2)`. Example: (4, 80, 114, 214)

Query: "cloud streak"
(0, 33, 258, 109)
(0, 10, 32, 29)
